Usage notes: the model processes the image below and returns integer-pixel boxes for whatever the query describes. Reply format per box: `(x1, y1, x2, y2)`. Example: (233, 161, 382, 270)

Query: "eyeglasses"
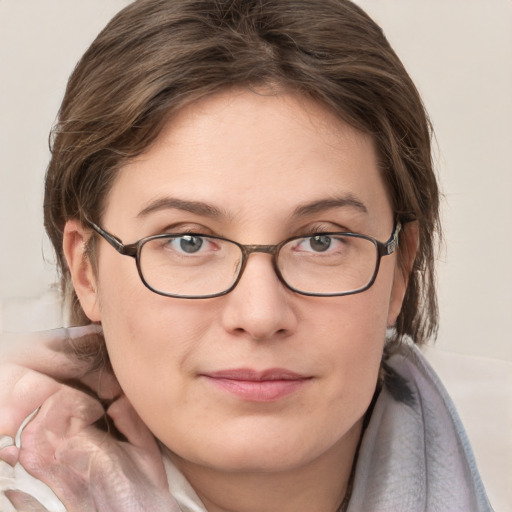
(86, 219, 401, 299)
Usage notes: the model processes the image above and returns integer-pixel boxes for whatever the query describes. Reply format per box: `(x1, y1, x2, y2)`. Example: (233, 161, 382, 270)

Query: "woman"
(0, 0, 493, 510)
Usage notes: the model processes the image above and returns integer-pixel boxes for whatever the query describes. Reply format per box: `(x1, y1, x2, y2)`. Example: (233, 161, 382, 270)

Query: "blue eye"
(178, 235, 204, 253)
(161, 235, 208, 255)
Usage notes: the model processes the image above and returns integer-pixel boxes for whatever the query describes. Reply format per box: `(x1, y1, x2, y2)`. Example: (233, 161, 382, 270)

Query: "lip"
(201, 368, 311, 402)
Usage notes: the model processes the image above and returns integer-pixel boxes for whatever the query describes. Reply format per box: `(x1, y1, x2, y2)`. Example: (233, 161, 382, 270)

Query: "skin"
(63, 89, 413, 512)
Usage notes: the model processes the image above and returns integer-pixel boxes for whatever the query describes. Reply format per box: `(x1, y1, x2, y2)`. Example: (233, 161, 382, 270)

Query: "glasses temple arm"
(85, 218, 136, 256)
(382, 221, 402, 256)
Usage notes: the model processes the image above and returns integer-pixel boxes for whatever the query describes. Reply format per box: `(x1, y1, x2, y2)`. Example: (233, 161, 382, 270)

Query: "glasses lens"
(139, 235, 242, 297)
(278, 234, 379, 295)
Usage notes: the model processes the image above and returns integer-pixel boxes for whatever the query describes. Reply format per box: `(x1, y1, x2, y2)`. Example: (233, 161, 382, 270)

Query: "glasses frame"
(85, 218, 402, 299)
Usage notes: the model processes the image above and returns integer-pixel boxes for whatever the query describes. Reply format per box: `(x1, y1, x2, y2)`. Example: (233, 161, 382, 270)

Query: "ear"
(387, 221, 419, 327)
(62, 219, 101, 322)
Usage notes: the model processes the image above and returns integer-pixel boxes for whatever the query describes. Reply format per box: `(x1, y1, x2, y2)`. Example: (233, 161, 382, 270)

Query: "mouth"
(201, 368, 311, 402)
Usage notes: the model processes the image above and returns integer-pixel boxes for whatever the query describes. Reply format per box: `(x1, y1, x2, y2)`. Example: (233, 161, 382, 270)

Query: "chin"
(205, 448, 315, 474)
(171, 428, 335, 474)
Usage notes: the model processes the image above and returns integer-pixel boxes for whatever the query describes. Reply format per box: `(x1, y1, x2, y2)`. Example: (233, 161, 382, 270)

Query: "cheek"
(317, 290, 389, 389)
(99, 303, 199, 447)
(317, 268, 395, 406)
(95, 258, 225, 438)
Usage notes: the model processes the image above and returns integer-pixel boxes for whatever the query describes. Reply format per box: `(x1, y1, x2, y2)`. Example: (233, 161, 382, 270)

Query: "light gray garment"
(346, 343, 494, 512)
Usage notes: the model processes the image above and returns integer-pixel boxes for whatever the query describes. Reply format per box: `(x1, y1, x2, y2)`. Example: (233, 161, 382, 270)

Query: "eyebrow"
(293, 195, 368, 217)
(137, 197, 226, 219)
(136, 194, 368, 220)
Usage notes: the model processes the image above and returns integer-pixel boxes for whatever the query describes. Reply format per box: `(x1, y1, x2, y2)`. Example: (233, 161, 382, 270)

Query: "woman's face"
(70, 89, 407, 474)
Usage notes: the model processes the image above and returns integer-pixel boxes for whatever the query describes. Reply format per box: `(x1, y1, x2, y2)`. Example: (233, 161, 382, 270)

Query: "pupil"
(180, 236, 203, 253)
(310, 235, 331, 252)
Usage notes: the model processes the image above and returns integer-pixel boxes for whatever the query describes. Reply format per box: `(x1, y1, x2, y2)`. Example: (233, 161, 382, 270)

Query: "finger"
(2, 325, 105, 380)
(23, 387, 105, 444)
(107, 395, 157, 449)
(0, 369, 117, 449)
(0, 432, 17, 466)
(4, 490, 51, 512)
(0, 326, 121, 438)
(0, 445, 19, 467)
(0, 368, 63, 438)
(1, 325, 101, 363)
(1, 325, 118, 393)
(50, 325, 122, 400)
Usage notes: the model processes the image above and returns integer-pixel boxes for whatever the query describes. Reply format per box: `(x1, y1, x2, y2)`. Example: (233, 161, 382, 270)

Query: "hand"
(16, 389, 179, 512)
(0, 325, 120, 467)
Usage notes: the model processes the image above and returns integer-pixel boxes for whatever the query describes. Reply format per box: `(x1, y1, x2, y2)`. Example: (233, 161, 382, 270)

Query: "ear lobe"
(62, 219, 101, 322)
(387, 221, 419, 327)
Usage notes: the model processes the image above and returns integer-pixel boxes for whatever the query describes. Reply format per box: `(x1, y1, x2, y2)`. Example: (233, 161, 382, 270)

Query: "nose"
(220, 253, 298, 341)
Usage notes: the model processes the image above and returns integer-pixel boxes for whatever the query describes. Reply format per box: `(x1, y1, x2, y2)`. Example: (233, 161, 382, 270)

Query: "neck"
(168, 419, 362, 512)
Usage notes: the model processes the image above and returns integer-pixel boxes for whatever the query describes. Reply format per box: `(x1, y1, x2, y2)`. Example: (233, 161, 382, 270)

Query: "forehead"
(105, 89, 392, 234)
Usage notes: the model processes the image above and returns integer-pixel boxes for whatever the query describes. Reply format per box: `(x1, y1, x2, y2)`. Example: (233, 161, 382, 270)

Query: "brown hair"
(44, 0, 440, 345)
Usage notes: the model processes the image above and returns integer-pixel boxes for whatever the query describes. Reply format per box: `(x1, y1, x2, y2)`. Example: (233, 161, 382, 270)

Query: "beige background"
(0, 1, 511, 510)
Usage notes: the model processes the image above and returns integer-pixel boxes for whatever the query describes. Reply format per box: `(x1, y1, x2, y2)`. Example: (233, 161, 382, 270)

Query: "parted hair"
(44, 0, 440, 346)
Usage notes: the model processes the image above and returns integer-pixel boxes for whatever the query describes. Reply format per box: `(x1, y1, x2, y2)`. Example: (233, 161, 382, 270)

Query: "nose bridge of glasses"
(240, 244, 280, 257)
(236, 243, 282, 282)
(234, 243, 285, 293)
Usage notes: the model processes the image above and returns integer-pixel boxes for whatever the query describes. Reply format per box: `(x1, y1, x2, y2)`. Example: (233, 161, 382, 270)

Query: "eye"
(293, 234, 343, 254)
(177, 235, 204, 254)
(163, 235, 213, 255)
(308, 235, 332, 252)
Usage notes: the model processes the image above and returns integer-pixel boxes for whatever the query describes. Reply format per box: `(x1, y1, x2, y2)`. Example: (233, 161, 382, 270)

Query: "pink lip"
(201, 368, 310, 402)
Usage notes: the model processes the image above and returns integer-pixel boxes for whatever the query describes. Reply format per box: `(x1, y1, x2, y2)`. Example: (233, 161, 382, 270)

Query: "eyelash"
(160, 224, 214, 236)
(301, 222, 350, 236)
